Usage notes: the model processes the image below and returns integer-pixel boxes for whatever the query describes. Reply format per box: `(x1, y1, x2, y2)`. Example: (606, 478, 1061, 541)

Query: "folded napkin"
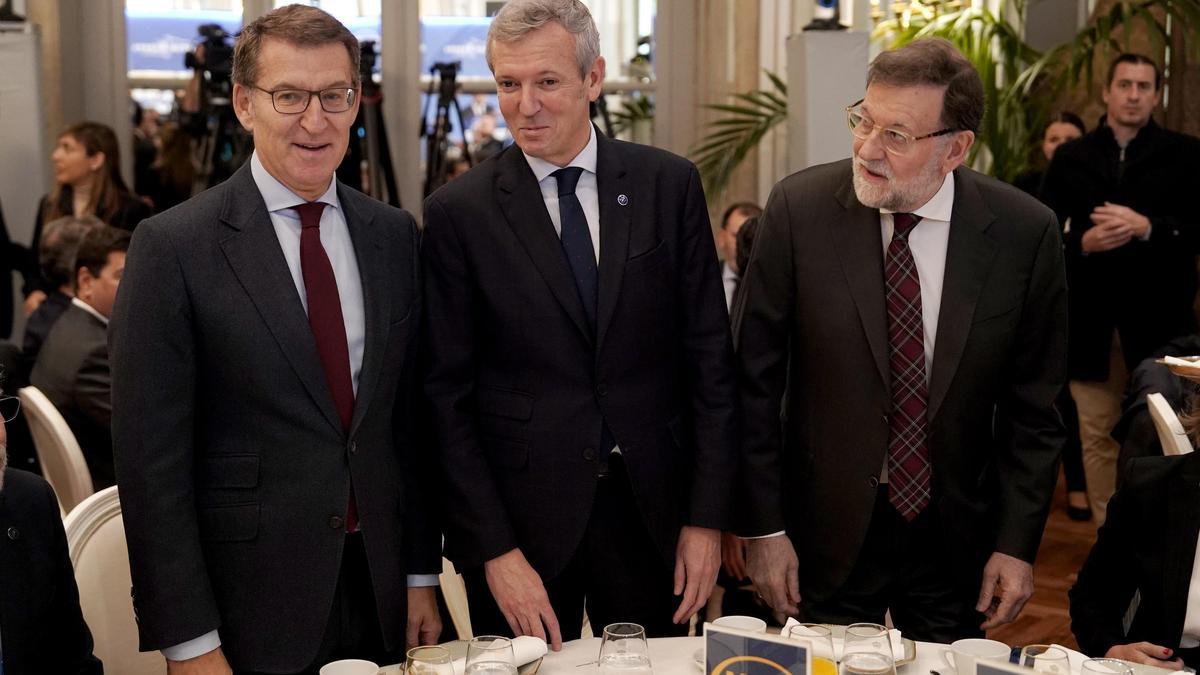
(783, 618, 905, 660)
(451, 636, 547, 675)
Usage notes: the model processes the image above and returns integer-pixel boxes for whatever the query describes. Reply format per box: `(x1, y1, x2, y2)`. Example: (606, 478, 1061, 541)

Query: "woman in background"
(143, 122, 196, 213)
(1013, 112, 1086, 197)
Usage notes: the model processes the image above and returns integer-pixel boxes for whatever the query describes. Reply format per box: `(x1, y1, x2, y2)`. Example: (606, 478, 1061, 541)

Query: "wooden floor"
(989, 476, 1098, 649)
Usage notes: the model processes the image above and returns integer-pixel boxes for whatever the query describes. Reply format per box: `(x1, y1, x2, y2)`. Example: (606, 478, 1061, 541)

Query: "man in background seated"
(31, 225, 129, 489)
(22, 215, 103, 374)
(1070, 448, 1200, 670)
(0, 387, 103, 674)
(717, 202, 762, 313)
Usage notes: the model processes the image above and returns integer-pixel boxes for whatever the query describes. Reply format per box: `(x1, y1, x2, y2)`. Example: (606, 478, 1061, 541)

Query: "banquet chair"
(1147, 392, 1194, 456)
(64, 486, 165, 675)
(441, 557, 473, 639)
(18, 386, 93, 513)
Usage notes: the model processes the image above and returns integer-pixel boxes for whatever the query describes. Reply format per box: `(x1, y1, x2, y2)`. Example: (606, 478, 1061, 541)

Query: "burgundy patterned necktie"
(885, 212, 931, 521)
(295, 201, 358, 531)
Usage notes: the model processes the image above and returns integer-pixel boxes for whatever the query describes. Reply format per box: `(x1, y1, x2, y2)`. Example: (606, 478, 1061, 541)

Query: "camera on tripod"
(431, 61, 461, 103)
(184, 24, 234, 98)
(422, 61, 470, 197)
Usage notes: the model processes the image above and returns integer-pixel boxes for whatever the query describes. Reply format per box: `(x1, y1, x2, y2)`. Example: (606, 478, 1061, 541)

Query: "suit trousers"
(463, 456, 688, 640)
(799, 490, 986, 643)
(237, 532, 401, 675)
(1070, 330, 1129, 525)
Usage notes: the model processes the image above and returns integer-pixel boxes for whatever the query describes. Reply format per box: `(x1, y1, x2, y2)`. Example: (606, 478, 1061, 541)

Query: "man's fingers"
(673, 555, 686, 596)
(407, 620, 420, 649)
(673, 576, 701, 624)
(541, 606, 563, 651)
(786, 562, 801, 606)
(975, 571, 998, 613)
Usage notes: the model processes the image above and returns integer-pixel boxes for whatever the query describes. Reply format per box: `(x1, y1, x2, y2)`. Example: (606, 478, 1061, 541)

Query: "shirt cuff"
(162, 630, 221, 662)
(1140, 222, 1152, 241)
(740, 531, 787, 540)
(408, 574, 441, 587)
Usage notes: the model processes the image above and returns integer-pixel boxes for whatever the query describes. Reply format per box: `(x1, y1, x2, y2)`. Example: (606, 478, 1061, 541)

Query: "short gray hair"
(486, 0, 601, 77)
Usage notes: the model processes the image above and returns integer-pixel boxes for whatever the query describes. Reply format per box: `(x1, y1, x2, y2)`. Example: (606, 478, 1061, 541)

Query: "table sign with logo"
(704, 622, 812, 675)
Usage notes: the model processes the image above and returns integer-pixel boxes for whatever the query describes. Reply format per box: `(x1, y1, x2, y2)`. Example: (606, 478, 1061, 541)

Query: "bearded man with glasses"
(735, 38, 1067, 641)
(110, 5, 441, 673)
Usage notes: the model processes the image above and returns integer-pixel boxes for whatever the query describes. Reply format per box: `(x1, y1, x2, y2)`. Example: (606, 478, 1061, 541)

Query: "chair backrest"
(64, 487, 164, 675)
(440, 557, 473, 640)
(18, 386, 93, 513)
(1147, 392, 1194, 456)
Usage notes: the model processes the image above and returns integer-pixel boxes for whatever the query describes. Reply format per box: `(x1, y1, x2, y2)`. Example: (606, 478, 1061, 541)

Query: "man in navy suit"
(423, 0, 737, 650)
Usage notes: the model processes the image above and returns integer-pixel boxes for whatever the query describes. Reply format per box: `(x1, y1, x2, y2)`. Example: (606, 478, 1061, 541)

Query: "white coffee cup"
(712, 615, 768, 633)
(940, 638, 1010, 675)
(319, 659, 379, 675)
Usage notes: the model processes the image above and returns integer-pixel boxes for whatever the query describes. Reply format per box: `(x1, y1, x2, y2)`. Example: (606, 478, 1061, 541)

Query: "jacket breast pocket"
(625, 241, 669, 275)
(477, 386, 534, 421)
(198, 502, 259, 542)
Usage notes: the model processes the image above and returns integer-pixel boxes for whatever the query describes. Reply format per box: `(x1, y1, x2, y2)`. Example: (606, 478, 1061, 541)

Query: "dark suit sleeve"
(109, 222, 221, 650)
(1039, 153, 1083, 260)
(994, 213, 1068, 562)
(1069, 484, 1139, 656)
(733, 182, 796, 536)
(37, 478, 104, 674)
(422, 196, 519, 568)
(399, 217, 442, 576)
(73, 341, 111, 430)
(676, 166, 738, 530)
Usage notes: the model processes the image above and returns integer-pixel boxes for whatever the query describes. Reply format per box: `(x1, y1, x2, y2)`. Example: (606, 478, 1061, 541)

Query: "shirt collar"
(880, 171, 955, 223)
(522, 124, 597, 183)
(71, 297, 108, 326)
(249, 151, 341, 213)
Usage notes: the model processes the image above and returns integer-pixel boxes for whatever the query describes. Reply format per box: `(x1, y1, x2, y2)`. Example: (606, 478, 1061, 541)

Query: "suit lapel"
(831, 176, 890, 389)
(595, 133, 632, 350)
(340, 187, 389, 437)
(1162, 457, 1200, 643)
(927, 169, 999, 421)
(495, 146, 593, 345)
(217, 165, 344, 436)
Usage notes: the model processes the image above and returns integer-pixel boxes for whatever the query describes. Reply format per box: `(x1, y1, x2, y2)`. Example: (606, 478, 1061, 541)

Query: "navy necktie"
(553, 167, 598, 331)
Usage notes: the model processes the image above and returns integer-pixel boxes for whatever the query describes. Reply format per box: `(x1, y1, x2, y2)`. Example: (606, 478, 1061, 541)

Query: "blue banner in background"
(419, 16, 492, 77)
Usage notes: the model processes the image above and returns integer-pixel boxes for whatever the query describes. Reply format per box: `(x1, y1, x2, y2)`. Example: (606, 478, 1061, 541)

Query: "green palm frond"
(690, 69, 788, 200)
(610, 94, 654, 136)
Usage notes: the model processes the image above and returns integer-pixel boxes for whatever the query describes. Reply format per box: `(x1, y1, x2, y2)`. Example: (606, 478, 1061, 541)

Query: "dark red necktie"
(885, 212, 931, 521)
(295, 201, 358, 531)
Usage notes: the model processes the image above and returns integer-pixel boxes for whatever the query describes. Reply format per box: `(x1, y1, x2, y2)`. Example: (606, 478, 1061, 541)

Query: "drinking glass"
(465, 635, 518, 675)
(786, 623, 838, 674)
(405, 646, 453, 675)
(840, 651, 897, 675)
(1020, 645, 1069, 675)
(1081, 659, 1134, 675)
(598, 622, 653, 675)
(843, 623, 893, 659)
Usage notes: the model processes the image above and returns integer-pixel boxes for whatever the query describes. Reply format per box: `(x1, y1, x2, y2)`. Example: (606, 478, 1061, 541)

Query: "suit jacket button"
(583, 447, 596, 461)
(6, 526, 18, 540)
(867, 476, 880, 488)
(328, 516, 344, 530)
(596, 384, 608, 397)
(348, 440, 357, 454)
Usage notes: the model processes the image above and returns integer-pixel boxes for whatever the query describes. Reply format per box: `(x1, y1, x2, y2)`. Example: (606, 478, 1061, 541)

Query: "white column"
(652, 0, 697, 157)
(381, 0, 422, 220)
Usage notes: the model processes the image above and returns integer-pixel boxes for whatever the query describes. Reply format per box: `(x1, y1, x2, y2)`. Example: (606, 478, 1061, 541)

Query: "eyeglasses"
(846, 99, 958, 156)
(0, 396, 20, 424)
(251, 85, 357, 114)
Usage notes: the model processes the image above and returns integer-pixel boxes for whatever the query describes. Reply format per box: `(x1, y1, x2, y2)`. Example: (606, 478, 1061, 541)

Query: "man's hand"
(167, 647, 232, 674)
(976, 551, 1034, 629)
(407, 586, 443, 648)
(673, 526, 720, 624)
(746, 535, 800, 616)
(23, 290, 46, 316)
(1105, 642, 1186, 670)
(484, 549, 562, 651)
(721, 532, 748, 580)
(1092, 202, 1152, 238)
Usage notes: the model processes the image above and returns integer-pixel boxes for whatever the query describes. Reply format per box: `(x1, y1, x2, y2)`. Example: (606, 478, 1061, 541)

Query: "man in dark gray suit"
(110, 6, 440, 673)
(31, 224, 128, 489)
(736, 39, 1067, 641)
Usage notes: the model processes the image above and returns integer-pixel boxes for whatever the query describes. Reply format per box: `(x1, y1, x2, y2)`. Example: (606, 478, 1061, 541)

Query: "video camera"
(359, 40, 379, 85)
(184, 24, 234, 88)
(430, 61, 461, 105)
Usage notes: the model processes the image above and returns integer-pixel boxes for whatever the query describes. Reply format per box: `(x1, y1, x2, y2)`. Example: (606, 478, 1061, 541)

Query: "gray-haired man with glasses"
(111, 5, 441, 673)
(734, 38, 1067, 641)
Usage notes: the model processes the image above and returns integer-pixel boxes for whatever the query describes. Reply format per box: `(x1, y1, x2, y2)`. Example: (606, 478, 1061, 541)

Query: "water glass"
(405, 646, 453, 675)
(843, 622, 893, 659)
(840, 651, 897, 675)
(786, 623, 838, 673)
(1081, 659, 1134, 675)
(598, 622, 653, 674)
(465, 635, 518, 675)
(1020, 645, 1069, 674)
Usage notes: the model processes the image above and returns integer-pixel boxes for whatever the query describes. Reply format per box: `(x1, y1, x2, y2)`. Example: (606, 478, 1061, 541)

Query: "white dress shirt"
(523, 125, 600, 262)
(71, 297, 109, 325)
(162, 153, 435, 664)
(723, 263, 739, 313)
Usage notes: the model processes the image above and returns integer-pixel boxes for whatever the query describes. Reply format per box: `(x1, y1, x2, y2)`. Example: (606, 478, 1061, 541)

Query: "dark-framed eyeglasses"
(845, 99, 958, 156)
(251, 85, 357, 114)
(0, 396, 20, 424)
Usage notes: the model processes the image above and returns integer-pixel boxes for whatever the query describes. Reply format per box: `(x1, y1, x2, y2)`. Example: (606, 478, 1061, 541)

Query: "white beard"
(852, 151, 947, 213)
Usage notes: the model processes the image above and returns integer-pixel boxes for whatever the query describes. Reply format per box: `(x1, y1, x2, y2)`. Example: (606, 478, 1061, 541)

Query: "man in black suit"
(1070, 451, 1200, 669)
(110, 6, 440, 673)
(0, 389, 102, 674)
(423, 0, 736, 649)
(736, 39, 1066, 641)
(1041, 53, 1200, 524)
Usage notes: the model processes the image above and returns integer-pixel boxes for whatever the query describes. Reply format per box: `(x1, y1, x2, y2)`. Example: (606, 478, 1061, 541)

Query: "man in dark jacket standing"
(1041, 52, 1200, 525)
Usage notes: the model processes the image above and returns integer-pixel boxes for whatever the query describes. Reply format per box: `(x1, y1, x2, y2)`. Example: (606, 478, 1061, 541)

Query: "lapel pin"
(617, 194, 629, 206)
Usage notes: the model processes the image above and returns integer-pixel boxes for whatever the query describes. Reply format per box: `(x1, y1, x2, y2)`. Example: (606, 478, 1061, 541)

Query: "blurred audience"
(1013, 112, 1085, 197)
(131, 101, 160, 198)
(30, 225, 130, 490)
(142, 122, 196, 213)
(468, 112, 505, 164)
(22, 215, 102, 377)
